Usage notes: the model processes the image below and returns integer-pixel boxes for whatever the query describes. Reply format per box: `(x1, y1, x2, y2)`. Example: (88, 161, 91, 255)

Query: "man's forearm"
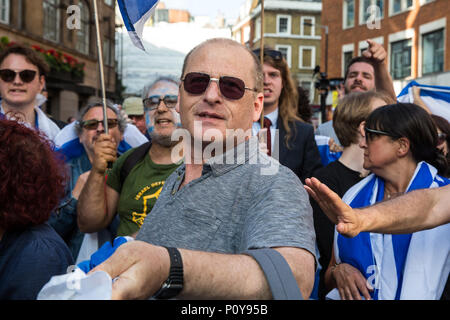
(374, 62, 396, 101)
(178, 247, 315, 299)
(77, 170, 109, 233)
(358, 187, 446, 234)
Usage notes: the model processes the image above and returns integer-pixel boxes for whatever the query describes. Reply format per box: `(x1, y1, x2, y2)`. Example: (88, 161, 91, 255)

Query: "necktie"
(263, 117, 272, 156)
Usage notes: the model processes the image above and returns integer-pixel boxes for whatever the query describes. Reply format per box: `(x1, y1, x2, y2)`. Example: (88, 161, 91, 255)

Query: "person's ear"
(396, 137, 410, 157)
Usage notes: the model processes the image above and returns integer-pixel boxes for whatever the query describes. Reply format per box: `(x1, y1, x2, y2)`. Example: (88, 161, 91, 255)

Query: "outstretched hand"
(305, 177, 363, 237)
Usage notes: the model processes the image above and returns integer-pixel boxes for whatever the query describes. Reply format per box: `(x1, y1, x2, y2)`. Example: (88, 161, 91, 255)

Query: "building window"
(0, 0, 10, 24)
(343, 51, 354, 73)
(104, 0, 113, 5)
(299, 46, 315, 70)
(43, 0, 60, 42)
(422, 28, 444, 75)
(391, 38, 412, 79)
(390, 0, 413, 15)
(276, 45, 291, 68)
(76, 0, 90, 55)
(360, 0, 384, 25)
(103, 38, 113, 66)
(343, 0, 355, 29)
(277, 15, 291, 34)
(254, 17, 261, 41)
(301, 16, 315, 36)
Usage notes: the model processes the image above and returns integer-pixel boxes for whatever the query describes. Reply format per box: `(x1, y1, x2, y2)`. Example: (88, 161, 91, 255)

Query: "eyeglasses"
(364, 127, 397, 141)
(143, 95, 178, 111)
(181, 72, 257, 100)
(252, 49, 283, 61)
(0, 69, 37, 83)
(80, 118, 119, 130)
(438, 132, 447, 145)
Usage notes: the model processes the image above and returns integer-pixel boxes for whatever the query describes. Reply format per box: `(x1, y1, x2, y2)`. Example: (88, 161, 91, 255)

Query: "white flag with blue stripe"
(315, 135, 342, 166)
(397, 80, 450, 122)
(117, 0, 159, 51)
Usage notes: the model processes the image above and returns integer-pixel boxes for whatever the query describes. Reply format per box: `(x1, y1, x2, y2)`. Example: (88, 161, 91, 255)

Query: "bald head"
(181, 38, 263, 93)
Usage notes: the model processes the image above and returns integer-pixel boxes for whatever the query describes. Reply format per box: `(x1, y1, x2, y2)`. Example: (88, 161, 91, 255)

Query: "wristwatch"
(153, 247, 184, 299)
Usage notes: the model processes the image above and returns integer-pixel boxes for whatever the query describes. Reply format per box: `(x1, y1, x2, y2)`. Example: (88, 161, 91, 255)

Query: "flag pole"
(259, 0, 265, 128)
(93, 0, 109, 134)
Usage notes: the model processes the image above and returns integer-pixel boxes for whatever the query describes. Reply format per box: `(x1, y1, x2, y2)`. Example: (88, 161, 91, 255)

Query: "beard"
(149, 130, 178, 148)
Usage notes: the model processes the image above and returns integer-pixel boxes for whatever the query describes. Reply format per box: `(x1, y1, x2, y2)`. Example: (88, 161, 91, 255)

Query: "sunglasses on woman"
(364, 127, 398, 141)
(143, 95, 178, 111)
(80, 118, 119, 130)
(181, 72, 257, 100)
(0, 69, 37, 83)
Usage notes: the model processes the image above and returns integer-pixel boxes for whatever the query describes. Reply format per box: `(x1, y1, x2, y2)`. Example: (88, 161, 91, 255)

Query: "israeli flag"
(315, 135, 342, 166)
(397, 80, 450, 122)
(117, 0, 159, 51)
(54, 121, 148, 162)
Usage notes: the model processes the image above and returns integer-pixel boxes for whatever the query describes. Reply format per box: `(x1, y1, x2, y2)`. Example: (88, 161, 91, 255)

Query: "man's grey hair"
(74, 99, 127, 136)
(142, 76, 180, 99)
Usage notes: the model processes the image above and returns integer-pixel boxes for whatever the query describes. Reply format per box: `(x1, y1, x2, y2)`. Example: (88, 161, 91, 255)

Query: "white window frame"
(342, 43, 355, 77)
(419, 0, 435, 5)
(243, 25, 251, 43)
(300, 16, 315, 37)
(388, 28, 415, 80)
(76, 0, 90, 55)
(0, 0, 10, 24)
(418, 18, 446, 77)
(43, 0, 61, 42)
(389, 0, 414, 17)
(254, 16, 261, 42)
(276, 14, 291, 35)
(343, 0, 355, 30)
(359, 0, 384, 26)
(275, 44, 291, 68)
(298, 45, 316, 70)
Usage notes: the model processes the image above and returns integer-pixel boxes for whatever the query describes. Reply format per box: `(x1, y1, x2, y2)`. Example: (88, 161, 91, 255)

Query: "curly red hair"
(0, 120, 66, 231)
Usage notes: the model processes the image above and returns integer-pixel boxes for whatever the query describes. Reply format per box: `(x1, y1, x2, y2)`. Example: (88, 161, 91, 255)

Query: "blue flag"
(117, 0, 159, 51)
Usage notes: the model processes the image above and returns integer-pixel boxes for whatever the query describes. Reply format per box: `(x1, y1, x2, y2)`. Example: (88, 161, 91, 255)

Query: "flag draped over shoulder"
(397, 80, 450, 122)
(327, 161, 450, 300)
(117, 0, 159, 51)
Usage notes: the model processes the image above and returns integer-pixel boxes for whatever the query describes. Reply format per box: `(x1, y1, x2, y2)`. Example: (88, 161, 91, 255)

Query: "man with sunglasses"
(252, 47, 323, 183)
(77, 77, 182, 239)
(91, 38, 316, 300)
(0, 44, 60, 140)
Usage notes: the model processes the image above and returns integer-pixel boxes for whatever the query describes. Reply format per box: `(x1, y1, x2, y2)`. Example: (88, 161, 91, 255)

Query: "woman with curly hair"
(0, 119, 73, 300)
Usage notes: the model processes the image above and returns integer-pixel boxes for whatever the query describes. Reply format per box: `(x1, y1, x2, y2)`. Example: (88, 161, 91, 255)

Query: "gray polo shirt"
(136, 137, 316, 257)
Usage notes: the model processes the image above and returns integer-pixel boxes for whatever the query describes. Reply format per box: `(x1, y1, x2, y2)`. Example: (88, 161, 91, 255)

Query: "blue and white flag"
(54, 121, 148, 162)
(397, 80, 450, 122)
(327, 161, 450, 300)
(117, 0, 159, 51)
(315, 135, 342, 166)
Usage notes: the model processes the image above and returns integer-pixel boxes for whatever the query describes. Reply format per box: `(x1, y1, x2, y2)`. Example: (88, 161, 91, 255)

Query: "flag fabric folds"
(117, 0, 159, 51)
(397, 80, 450, 122)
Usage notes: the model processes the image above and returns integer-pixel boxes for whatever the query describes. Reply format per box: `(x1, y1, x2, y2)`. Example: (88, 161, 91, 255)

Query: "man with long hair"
(252, 48, 322, 182)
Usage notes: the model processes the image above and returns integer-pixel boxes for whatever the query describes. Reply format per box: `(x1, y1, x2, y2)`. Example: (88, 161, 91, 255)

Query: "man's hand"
(305, 177, 363, 237)
(90, 241, 170, 300)
(92, 134, 118, 174)
(362, 39, 386, 64)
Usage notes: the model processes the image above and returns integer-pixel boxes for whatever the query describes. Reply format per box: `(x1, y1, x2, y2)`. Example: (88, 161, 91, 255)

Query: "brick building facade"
(321, 0, 449, 93)
(0, 0, 118, 122)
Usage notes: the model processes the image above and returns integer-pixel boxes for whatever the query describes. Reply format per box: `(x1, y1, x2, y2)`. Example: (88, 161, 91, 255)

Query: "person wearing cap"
(122, 96, 149, 139)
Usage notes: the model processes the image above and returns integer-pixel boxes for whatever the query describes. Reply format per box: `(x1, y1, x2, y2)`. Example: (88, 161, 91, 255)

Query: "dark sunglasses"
(252, 49, 283, 61)
(181, 72, 257, 100)
(0, 69, 37, 83)
(80, 118, 119, 130)
(438, 132, 447, 145)
(364, 127, 397, 141)
(143, 95, 178, 111)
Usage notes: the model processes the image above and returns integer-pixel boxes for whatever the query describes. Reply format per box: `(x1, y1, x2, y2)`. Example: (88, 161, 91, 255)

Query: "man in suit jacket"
(252, 48, 322, 182)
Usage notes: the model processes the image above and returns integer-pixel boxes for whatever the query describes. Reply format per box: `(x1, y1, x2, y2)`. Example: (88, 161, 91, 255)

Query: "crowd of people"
(0, 38, 448, 300)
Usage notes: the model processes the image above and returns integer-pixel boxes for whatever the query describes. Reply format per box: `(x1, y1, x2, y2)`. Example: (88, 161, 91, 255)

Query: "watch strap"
(153, 247, 184, 299)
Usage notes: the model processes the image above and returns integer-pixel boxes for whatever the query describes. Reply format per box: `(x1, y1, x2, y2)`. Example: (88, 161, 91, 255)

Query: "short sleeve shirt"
(136, 137, 316, 257)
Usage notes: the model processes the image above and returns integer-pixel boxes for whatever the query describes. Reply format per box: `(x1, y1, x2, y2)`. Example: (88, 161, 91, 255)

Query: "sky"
(160, 0, 247, 21)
